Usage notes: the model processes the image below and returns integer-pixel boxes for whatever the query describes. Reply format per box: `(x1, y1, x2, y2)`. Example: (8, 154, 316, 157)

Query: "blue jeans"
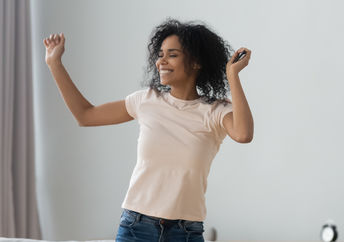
(115, 209, 205, 242)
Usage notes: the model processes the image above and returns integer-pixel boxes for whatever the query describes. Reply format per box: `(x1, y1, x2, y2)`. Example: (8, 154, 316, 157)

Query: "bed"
(0, 238, 214, 242)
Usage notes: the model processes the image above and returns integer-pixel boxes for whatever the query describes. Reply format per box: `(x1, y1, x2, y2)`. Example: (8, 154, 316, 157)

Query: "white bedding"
(0, 239, 114, 242)
(0, 238, 213, 242)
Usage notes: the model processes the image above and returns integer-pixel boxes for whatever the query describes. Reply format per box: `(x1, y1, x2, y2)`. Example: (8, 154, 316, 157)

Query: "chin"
(160, 79, 170, 85)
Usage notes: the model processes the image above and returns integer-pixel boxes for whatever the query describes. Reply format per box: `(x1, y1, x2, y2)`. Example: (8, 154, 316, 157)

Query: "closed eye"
(158, 55, 177, 58)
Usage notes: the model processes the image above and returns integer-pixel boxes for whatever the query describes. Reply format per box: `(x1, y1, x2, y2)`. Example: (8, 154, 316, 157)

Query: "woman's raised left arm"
(224, 47, 254, 143)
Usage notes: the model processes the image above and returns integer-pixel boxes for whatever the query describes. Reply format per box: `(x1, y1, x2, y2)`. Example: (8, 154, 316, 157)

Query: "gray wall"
(30, 0, 344, 241)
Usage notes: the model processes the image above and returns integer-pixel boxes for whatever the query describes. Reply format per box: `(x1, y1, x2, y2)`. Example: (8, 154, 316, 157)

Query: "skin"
(43, 33, 65, 66)
(155, 35, 201, 100)
(155, 34, 254, 143)
(225, 47, 254, 143)
(43, 32, 254, 143)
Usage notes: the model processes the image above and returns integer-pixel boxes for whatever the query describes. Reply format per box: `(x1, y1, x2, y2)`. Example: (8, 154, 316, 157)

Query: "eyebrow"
(158, 49, 182, 52)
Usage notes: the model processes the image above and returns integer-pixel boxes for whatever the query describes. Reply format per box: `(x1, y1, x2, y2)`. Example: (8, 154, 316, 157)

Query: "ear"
(193, 63, 201, 69)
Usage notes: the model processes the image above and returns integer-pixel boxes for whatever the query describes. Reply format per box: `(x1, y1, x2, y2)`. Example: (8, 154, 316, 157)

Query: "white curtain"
(0, 0, 41, 239)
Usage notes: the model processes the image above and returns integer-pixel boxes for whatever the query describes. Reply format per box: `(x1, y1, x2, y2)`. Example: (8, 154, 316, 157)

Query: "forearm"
(227, 72, 254, 141)
(48, 61, 93, 125)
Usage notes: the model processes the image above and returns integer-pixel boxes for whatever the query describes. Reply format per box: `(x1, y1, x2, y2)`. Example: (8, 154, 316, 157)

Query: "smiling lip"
(160, 69, 173, 74)
(159, 67, 173, 71)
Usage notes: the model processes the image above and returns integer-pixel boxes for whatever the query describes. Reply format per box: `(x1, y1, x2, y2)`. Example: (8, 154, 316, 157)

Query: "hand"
(226, 47, 251, 76)
(43, 33, 65, 66)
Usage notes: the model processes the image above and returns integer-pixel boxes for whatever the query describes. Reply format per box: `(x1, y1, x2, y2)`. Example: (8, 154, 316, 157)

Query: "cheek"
(175, 62, 186, 74)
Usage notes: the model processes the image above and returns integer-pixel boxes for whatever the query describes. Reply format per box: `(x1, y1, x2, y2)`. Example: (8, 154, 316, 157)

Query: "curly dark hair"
(140, 17, 235, 105)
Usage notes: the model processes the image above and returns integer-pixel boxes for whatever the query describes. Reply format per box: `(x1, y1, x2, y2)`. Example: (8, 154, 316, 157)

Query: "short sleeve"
(212, 98, 233, 140)
(125, 88, 148, 119)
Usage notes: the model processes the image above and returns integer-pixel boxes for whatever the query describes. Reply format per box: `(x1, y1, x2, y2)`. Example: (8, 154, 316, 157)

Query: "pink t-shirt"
(121, 87, 233, 221)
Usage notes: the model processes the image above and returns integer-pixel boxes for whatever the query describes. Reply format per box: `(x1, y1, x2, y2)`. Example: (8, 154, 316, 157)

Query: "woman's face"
(155, 35, 196, 86)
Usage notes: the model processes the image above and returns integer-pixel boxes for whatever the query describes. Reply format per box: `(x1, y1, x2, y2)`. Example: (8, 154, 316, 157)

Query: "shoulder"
(126, 87, 151, 99)
(208, 98, 232, 111)
(208, 98, 233, 125)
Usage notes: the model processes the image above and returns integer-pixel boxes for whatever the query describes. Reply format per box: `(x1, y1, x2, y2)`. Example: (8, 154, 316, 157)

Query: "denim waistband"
(123, 209, 201, 226)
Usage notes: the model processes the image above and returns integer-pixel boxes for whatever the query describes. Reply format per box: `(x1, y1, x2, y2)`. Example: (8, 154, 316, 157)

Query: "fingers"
(43, 38, 49, 47)
(230, 50, 242, 64)
(43, 33, 65, 47)
(238, 47, 251, 56)
(235, 47, 251, 61)
(59, 33, 65, 44)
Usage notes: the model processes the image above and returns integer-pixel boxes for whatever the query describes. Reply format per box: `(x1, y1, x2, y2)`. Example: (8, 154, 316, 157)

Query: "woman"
(44, 18, 253, 242)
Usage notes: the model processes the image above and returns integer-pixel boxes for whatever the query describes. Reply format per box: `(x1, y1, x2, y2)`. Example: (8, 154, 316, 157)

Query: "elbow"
(78, 120, 87, 127)
(235, 125, 254, 143)
(77, 114, 89, 127)
(77, 106, 94, 127)
(235, 134, 253, 143)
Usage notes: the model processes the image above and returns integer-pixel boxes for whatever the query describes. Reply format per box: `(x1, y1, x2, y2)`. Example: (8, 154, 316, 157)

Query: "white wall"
(30, 0, 344, 241)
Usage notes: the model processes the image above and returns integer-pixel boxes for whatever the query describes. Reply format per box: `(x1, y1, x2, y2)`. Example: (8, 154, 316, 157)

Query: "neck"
(169, 87, 200, 100)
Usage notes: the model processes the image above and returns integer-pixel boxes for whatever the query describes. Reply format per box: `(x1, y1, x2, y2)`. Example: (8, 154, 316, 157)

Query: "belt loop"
(136, 212, 141, 222)
(178, 219, 184, 229)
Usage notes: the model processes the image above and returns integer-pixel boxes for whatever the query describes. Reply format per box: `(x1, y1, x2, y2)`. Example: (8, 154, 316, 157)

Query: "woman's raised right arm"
(44, 33, 133, 126)
(47, 61, 93, 126)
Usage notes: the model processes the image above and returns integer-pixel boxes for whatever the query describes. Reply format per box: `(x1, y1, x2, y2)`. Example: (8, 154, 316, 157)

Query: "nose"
(157, 56, 168, 67)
